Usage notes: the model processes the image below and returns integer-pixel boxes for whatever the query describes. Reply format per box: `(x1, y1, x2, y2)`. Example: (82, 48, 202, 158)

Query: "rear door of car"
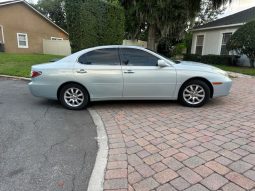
(74, 48, 123, 100)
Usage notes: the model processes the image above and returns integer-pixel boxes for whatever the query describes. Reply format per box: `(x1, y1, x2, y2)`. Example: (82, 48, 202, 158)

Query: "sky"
(220, 0, 255, 17)
(0, 0, 255, 18)
(0, 0, 36, 3)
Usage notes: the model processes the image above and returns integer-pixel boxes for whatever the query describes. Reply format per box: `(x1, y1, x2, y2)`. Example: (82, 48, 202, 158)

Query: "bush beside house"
(227, 20, 255, 68)
(183, 54, 239, 66)
(65, 0, 125, 53)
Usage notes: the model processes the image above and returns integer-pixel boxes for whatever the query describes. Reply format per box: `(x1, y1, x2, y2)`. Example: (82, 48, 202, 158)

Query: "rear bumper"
(29, 81, 58, 100)
(213, 77, 232, 98)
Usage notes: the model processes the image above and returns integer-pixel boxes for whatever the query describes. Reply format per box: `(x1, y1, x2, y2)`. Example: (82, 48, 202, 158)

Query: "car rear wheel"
(179, 80, 210, 107)
(59, 84, 89, 110)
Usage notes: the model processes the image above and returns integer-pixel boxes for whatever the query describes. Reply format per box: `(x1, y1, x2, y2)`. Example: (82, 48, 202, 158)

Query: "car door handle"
(124, 70, 134, 74)
(77, 69, 87, 74)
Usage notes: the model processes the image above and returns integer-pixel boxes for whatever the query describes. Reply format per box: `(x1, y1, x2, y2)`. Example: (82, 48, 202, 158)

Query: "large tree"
(33, 0, 67, 31)
(121, 0, 230, 51)
(194, 0, 226, 27)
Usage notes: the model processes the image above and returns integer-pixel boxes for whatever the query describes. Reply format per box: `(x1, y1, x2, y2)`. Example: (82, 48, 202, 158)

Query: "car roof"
(89, 45, 147, 50)
(59, 45, 146, 61)
(57, 45, 170, 63)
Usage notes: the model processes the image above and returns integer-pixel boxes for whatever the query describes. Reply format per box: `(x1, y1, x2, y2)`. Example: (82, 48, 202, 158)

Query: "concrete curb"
(227, 72, 254, 79)
(87, 108, 108, 191)
(0, 75, 30, 81)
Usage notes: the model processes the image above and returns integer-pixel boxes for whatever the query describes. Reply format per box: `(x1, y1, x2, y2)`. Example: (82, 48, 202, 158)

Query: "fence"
(123, 40, 147, 48)
(43, 39, 71, 56)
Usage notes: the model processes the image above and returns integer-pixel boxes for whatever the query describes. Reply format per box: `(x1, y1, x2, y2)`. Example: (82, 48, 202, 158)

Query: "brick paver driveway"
(94, 77, 255, 191)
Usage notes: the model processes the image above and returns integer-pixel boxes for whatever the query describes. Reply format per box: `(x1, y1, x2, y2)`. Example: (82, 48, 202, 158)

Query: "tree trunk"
(250, 58, 255, 68)
(147, 24, 157, 51)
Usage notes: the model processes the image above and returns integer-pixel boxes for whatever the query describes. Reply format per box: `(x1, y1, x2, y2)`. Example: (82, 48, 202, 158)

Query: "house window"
(51, 37, 63, 40)
(17, 33, 28, 48)
(195, 35, 204, 55)
(220, 33, 232, 55)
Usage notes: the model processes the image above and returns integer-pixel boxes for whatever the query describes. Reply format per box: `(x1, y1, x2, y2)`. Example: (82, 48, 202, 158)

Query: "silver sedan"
(29, 45, 232, 110)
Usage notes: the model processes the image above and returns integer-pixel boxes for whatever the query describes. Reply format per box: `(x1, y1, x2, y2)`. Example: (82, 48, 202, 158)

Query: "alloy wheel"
(64, 87, 84, 107)
(183, 84, 205, 105)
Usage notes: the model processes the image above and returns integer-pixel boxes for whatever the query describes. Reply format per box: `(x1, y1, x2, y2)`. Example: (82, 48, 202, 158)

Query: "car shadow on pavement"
(34, 97, 228, 110)
(36, 99, 62, 108)
(91, 100, 180, 107)
(90, 98, 227, 109)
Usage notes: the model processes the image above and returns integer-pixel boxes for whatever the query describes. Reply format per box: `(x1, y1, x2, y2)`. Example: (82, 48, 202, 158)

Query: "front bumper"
(212, 77, 232, 98)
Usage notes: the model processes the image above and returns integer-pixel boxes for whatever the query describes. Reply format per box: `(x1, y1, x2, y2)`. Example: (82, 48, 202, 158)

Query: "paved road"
(0, 78, 98, 191)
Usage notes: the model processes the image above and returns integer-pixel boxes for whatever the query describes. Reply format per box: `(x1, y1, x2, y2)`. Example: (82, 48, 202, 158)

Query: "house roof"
(0, 0, 68, 35)
(193, 6, 255, 31)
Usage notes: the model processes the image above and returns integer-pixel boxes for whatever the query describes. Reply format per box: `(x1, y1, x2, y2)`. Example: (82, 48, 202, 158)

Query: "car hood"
(173, 61, 221, 72)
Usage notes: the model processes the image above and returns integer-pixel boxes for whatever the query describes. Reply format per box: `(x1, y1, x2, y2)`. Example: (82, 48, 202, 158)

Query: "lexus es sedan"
(29, 45, 232, 110)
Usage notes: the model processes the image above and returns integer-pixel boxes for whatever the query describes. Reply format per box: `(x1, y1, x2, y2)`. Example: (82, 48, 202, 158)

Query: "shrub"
(183, 54, 239, 66)
(183, 54, 202, 62)
(201, 55, 234, 65)
(173, 43, 186, 56)
(227, 20, 255, 67)
(65, 0, 125, 53)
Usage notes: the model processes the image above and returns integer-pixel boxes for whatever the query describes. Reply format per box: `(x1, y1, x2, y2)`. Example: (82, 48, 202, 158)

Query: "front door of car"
(120, 48, 176, 98)
(74, 48, 123, 99)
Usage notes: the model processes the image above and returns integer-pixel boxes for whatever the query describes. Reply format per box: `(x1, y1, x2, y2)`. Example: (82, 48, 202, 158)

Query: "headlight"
(213, 68, 228, 77)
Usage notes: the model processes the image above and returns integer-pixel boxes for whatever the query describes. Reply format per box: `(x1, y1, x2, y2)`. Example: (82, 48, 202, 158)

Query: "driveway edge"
(88, 108, 108, 191)
(227, 72, 254, 78)
(0, 75, 30, 81)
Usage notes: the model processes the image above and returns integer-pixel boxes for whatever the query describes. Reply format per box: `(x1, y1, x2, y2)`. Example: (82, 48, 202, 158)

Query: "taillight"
(31, 71, 42, 78)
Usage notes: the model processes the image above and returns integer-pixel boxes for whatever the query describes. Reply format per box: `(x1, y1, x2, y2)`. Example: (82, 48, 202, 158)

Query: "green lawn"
(0, 53, 64, 78)
(212, 64, 255, 76)
(0, 53, 255, 77)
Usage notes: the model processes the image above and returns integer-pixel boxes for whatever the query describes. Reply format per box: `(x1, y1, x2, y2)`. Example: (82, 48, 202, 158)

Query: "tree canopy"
(33, 0, 67, 31)
(65, 0, 125, 52)
(121, 0, 230, 51)
(227, 20, 255, 68)
(31, 0, 230, 53)
(194, 0, 226, 27)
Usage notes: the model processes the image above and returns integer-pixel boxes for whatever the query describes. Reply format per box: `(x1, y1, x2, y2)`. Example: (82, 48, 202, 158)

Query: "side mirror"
(158, 60, 169, 67)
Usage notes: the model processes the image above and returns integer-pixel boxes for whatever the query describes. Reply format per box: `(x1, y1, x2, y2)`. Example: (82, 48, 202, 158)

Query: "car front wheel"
(179, 80, 210, 107)
(59, 84, 89, 110)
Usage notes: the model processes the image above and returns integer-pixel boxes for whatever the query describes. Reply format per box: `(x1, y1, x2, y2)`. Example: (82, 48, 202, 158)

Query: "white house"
(191, 6, 255, 66)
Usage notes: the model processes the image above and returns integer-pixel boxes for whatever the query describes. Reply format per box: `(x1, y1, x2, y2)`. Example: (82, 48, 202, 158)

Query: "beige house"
(0, 0, 69, 54)
(191, 7, 255, 66)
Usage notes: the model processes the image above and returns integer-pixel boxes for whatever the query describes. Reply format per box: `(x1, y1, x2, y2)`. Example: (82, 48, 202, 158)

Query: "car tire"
(59, 83, 89, 110)
(179, 80, 210, 107)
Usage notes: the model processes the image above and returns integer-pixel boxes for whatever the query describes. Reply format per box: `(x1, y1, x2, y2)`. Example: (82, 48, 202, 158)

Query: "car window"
(78, 48, 120, 65)
(120, 48, 159, 66)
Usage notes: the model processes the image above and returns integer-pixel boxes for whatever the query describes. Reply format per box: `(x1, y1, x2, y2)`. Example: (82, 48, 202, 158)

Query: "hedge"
(65, 0, 125, 53)
(183, 54, 239, 66)
(183, 54, 202, 62)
